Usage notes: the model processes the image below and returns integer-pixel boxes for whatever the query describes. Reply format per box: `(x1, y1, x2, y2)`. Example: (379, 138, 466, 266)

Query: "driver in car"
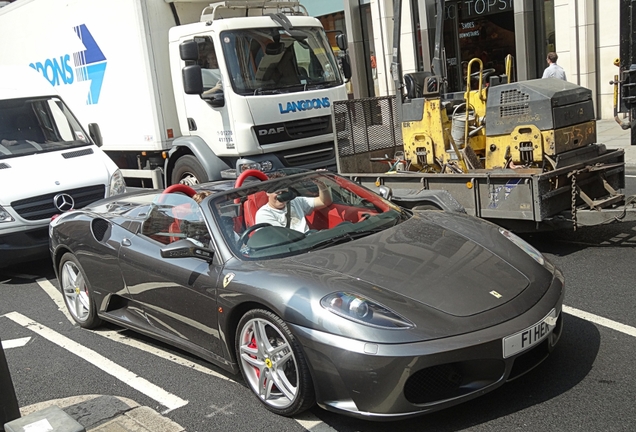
(255, 180, 331, 233)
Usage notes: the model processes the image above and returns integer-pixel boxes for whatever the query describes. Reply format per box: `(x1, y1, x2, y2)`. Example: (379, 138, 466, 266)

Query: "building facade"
(305, 0, 623, 120)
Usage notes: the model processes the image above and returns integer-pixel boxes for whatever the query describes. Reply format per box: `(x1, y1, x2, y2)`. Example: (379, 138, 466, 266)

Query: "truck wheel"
(172, 155, 208, 186)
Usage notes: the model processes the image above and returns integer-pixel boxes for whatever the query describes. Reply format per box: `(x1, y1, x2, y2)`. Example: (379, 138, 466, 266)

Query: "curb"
(17, 395, 184, 432)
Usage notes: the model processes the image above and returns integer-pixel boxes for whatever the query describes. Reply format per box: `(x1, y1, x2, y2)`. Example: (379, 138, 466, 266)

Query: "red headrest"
(244, 191, 269, 227)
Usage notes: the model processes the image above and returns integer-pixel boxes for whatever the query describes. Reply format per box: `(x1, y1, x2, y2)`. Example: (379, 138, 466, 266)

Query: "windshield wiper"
(307, 230, 377, 251)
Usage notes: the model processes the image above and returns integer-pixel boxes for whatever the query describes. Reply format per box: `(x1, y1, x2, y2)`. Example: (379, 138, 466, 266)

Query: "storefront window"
(443, 0, 516, 92)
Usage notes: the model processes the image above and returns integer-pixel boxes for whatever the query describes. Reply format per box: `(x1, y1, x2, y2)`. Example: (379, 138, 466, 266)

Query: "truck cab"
(169, 2, 348, 183)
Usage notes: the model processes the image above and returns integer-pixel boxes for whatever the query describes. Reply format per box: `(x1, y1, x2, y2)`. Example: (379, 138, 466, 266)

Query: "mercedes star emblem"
(53, 193, 75, 212)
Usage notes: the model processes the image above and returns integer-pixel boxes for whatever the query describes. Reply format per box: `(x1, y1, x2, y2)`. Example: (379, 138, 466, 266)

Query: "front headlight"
(321, 292, 414, 329)
(0, 205, 14, 223)
(499, 227, 545, 265)
(109, 169, 126, 196)
(237, 160, 274, 173)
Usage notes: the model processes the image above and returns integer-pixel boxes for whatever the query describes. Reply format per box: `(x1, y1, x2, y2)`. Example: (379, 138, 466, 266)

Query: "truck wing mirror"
(336, 33, 347, 51)
(341, 54, 352, 81)
(88, 123, 103, 147)
(182, 65, 204, 95)
(179, 40, 199, 61)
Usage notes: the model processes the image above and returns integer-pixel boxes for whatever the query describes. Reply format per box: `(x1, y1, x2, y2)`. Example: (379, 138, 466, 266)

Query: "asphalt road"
(1, 177, 635, 432)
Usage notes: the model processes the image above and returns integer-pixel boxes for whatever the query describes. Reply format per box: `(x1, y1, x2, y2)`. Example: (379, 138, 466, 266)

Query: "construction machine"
(333, 0, 636, 231)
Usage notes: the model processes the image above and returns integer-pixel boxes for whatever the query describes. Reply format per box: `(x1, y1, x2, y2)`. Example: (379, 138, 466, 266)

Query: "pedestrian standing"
(542, 52, 567, 81)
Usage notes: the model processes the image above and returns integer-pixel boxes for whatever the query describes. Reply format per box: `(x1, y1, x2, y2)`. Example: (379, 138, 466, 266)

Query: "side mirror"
(378, 185, 393, 200)
(179, 40, 199, 61)
(87, 123, 103, 147)
(160, 239, 214, 262)
(341, 54, 352, 80)
(182, 65, 204, 95)
(336, 34, 348, 51)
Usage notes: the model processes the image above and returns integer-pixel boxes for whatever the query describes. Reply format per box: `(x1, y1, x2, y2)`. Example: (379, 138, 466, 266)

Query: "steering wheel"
(163, 184, 197, 197)
(470, 68, 496, 81)
(235, 169, 268, 188)
(239, 223, 272, 246)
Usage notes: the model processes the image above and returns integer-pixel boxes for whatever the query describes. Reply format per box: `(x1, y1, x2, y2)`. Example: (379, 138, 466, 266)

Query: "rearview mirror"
(88, 123, 103, 147)
(161, 239, 214, 262)
(182, 65, 204, 95)
(179, 40, 199, 61)
(378, 185, 393, 200)
(336, 34, 348, 51)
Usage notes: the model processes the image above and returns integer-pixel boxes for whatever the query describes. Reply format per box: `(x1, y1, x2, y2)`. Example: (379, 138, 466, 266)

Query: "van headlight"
(0, 205, 14, 223)
(109, 170, 126, 196)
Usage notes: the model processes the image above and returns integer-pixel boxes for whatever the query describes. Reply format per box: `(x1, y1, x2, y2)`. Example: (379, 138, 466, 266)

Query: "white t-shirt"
(254, 197, 315, 233)
(542, 63, 567, 81)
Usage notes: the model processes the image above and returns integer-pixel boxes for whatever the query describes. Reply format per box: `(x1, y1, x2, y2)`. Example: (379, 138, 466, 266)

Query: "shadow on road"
(314, 314, 600, 431)
(522, 221, 636, 256)
(0, 257, 55, 283)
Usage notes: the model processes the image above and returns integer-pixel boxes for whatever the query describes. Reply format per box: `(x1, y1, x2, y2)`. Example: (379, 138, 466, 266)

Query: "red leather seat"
(244, 191, 268, 227)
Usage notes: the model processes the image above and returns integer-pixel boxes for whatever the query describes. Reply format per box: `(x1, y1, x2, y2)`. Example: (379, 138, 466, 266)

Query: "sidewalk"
(8, 395, 184, 432)
(596, 119, 636, 170)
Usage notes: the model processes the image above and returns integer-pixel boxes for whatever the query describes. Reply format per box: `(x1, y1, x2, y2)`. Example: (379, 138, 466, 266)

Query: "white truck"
(0, 0, 350, 188)
(0, 66, 125, 267)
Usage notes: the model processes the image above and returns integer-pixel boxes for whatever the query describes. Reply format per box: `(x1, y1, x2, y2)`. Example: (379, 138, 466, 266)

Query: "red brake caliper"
(248, 335, 260, 379)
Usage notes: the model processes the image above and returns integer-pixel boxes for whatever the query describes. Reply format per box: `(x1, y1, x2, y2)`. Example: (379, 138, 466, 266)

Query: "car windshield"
(220, 27, 342, 95)
(211, 172, 409, 260)
(0, 97, 92, 159)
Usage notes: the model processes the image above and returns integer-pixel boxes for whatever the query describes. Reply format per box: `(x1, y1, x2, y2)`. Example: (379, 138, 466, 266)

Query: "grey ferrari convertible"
(49, 169, 564, 420)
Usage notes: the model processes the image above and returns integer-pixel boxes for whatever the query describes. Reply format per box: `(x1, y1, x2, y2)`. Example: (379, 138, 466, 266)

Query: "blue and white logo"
(279, 97, 330, 114)
(29, 24, 107, 105)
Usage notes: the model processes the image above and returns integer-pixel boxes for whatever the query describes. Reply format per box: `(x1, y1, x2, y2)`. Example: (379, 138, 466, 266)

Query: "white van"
(0, 66, 125, 267)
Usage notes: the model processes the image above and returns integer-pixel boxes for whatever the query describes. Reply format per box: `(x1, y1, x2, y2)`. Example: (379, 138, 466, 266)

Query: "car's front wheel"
(59, 253, 102, 329)
(235, 309, 315, 416)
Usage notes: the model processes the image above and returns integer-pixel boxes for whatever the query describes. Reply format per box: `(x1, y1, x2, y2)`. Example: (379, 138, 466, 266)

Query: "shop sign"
(445, 0, 514, 20)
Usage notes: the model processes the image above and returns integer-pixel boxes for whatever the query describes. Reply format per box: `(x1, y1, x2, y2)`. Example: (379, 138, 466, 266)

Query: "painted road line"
(563, 305, 636, 337)
(2, 337, 31, 349)
(3, 312, 188, 414)
(37, 278, 74, 324)
(36, 279, 335, 431)
(625, 175, 636, 178)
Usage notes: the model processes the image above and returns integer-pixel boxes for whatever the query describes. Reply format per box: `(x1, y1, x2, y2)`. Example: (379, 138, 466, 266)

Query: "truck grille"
(278, 142, 335, 167)
(12, 185, 106, 221)
(285, 115, 331, 137)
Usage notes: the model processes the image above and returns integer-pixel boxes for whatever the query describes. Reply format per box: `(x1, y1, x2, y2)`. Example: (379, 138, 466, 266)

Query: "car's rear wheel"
(59, 253, 102, 329)
(235, 309, 315, 416)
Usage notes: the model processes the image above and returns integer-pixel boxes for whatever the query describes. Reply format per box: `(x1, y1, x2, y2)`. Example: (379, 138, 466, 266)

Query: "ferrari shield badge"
(223, 273, 235, 288)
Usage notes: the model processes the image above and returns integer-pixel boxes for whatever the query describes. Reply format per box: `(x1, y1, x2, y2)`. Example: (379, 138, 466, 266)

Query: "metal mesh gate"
(332, 96, 403, 173)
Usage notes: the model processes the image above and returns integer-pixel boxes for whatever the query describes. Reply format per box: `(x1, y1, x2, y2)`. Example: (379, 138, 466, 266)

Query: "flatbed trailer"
(333, 96, 636, 232)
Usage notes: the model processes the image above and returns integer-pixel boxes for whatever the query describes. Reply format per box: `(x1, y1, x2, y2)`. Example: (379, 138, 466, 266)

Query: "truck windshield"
(0, 97, 91, 159)
(220, 27, 342, 95)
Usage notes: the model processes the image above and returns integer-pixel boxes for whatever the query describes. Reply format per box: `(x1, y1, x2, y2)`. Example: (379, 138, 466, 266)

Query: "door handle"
(121, 238, 132, 247)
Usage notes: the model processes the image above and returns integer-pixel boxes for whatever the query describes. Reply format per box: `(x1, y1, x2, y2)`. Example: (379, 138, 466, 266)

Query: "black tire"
(58, 253, 102, 329)
(171, 155, 208, 186)
(235, 309, 315, 416)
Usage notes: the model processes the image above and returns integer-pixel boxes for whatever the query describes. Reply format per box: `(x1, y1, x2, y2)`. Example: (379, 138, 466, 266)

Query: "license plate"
(503, 309, 558, 358)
